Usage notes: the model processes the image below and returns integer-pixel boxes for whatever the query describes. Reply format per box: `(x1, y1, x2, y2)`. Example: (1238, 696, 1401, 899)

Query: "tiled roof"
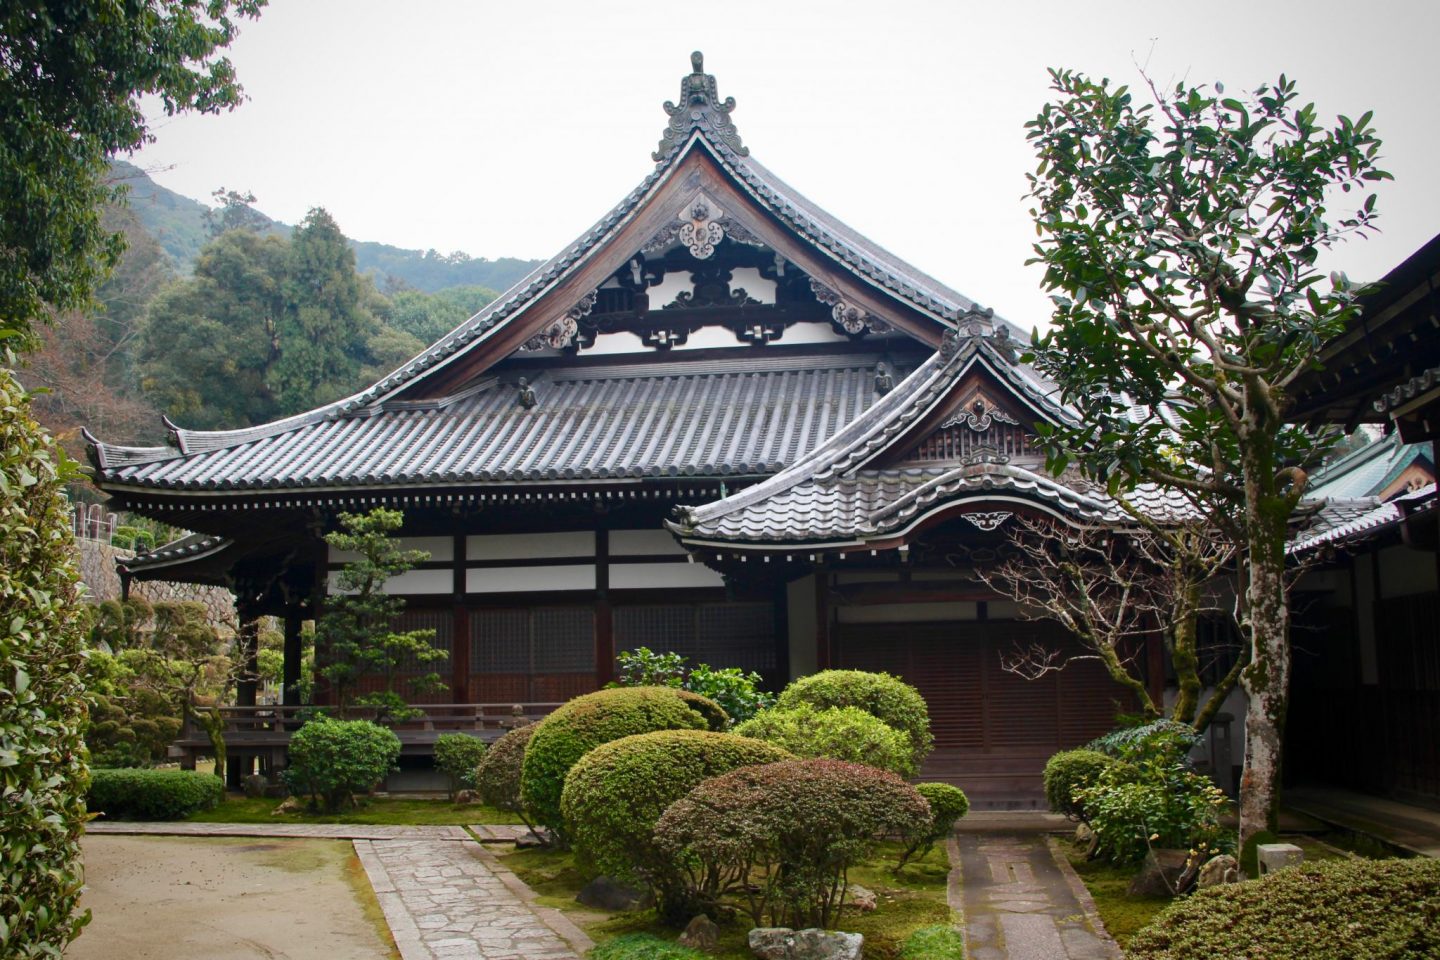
(1289, 484, 1436, 553)
(96, 354, 895, 492)
(1307, 434, 1432, 501)
(670, 336, 1191, 547)
(118, 533, 232, 573)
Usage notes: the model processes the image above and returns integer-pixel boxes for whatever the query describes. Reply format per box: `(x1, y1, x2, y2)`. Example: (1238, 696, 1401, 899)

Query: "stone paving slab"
(87, 821, 471, 841)
(356, 838, 589, 960)
(956, 834, 1119, 960)
(469, 824, 541, 843)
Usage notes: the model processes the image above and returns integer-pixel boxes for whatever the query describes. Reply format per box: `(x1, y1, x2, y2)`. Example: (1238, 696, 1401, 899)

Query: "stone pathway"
(88, 821, 471, 840)
(89, 823, 589, 960)
(955, 834, 1118, 960)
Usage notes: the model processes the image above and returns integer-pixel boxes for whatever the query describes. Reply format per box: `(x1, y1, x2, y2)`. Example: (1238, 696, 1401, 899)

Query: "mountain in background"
(108, 160, 541, 294)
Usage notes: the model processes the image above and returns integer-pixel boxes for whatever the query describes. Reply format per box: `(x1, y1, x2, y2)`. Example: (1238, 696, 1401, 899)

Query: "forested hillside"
(24, 193, 512, 456)
(110, 160, 541, 293)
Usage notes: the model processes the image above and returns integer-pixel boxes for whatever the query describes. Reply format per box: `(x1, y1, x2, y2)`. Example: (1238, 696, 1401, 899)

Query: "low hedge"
(898, 782, 969, 868)
(1126, 857, 1440, 960)
(281, 717, 401, 812)
(520, 687, 724, 835)
(561, 729, 792, 902)
(734, 704, 915, 777)
(1043, 748, 1117, 821)
(775, 670, 933, 769)
(88, 768, 225, 820)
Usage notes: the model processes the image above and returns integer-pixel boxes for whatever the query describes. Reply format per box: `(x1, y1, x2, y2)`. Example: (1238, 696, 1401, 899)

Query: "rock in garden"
(515, 829, 549, 849)
(453, 789, 480, 805)
(576, 875, 647, 911)
(1128, 848, 1192, 896)
(679, 914, 719, 951)
(748, 927, 863, 960)
(242, 773, 269, 798)
(271, 796, 303, 815)
(1075, 823, 1094, 845)
(845, 884, 877, 913)
(1197, 854, 1240, 889)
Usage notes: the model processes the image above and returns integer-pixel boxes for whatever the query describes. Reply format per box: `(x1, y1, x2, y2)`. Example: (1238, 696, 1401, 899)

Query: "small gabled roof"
(87, 53, 1010, 495)
(667, 328, 1192, 549)
(1289, 483, 1436, 554)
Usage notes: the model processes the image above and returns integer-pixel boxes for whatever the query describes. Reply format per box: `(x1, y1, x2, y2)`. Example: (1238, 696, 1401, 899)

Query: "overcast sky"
(131, 0, 1440, 329)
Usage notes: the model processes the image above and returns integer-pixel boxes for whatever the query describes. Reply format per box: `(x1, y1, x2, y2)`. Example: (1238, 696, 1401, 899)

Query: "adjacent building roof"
(1289, 484, 1436, 554)
(1307, 432, 1435, 502)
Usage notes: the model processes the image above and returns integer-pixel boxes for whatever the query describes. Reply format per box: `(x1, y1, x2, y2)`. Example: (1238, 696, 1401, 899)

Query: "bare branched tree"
(977, 513, 1244, 733)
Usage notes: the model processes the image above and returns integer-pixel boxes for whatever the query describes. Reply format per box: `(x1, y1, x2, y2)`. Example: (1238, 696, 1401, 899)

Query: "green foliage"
(433, 733, 487, 800)
(520, 687, 720, 837)
(476, 724, 538, 829)
(613, 647, 773, 725)
(735, 704, 914, 776)
(1127, 858, 1440, 960)
(1074, 734, 1228, 865)
(588, 934, 707, 960)
(86, 768, 223, 820)
(280, 718, 401, 813)
(0, 370, 91, 956)
(267, 208, 372, 410)
(561, 730, 792, 915)
(776, 670, 933, 771)
(654, 759, 933, 929)
(110, 525, 155, 552)
(316, 509, 446, 718)
(1043, 749, 1118, 822)
(1024, 69, 1391, 840)
(383, 287, 493, 345)
(897, 783, 970, 870)
(899, 924, 966, 960)
(1085, 720, 1200, 758)
(0, 1, 263, 350)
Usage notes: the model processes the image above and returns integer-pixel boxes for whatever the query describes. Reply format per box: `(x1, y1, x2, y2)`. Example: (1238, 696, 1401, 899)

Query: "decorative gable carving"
(809, 279, 892, 338)
(903, 385, 1040, 465)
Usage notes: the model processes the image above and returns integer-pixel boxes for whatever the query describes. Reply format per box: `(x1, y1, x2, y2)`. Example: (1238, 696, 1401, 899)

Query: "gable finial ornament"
(520, 289, 598, 352)
(653, 51, 750, 162)
(940, 327, 963, 360)
(962, 511, 1013, 532)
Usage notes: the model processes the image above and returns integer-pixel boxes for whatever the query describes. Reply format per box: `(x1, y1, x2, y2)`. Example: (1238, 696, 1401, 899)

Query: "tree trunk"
(1170, 580, 1202, 724)
(1237, 424, 1294, 849)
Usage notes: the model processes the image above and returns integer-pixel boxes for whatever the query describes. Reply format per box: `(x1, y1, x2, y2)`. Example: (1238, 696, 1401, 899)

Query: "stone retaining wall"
(74, 537, 235, 626)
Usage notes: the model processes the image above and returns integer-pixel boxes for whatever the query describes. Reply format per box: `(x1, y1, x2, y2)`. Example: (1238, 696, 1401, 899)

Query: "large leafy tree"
(267, 207, 376, 410)
(139, 228, 287, 428)
(1023, 70, 1387, 844)
(1, 0, 264, 348)
(2, 3, 263, 956)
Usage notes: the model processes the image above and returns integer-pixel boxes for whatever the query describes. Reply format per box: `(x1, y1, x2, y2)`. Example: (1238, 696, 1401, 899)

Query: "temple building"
(93, 53, 1432, 806)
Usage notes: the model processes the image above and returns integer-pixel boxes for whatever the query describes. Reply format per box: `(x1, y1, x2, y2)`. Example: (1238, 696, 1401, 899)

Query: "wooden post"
(815, 566, 831, 670)
(452, 533, 470, 703)
(282, 605, 303, 707)
(595, 527, 614, 686)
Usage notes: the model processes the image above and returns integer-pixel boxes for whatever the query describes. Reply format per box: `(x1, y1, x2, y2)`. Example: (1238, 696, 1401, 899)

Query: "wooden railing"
(174, 702, 562, 751)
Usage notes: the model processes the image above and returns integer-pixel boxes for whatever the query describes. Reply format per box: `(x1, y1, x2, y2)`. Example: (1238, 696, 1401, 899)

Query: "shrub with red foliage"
(653, 759, 931, 929)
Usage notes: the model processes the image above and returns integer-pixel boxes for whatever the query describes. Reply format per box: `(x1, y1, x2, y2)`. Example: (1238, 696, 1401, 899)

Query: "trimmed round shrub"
(433, 732, 487, 799)
(281, 718, 401, 812)
(477, 723, 538, 826)
(520, 686, 723, 835)
(735, 704, 915, 776)
(898, 782, 970, 868)
(87, 769, 225, 820)
(1127, 857, 1440, 959)
(655, 758, 933, 929)
(1043, 749, 1117, 821)
(561, 729, 792, 908)
(776, 670, 933, 769)
(675, 688, 731, 731)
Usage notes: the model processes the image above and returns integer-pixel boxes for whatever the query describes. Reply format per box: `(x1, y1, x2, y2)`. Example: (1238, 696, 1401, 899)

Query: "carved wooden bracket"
(519, 290, 598, 351)
(809, 279, 891, 337)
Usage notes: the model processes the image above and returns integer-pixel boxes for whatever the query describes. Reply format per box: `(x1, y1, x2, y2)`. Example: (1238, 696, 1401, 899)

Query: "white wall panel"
(328, 568, 452, 595)
(467, 531, 594, 561)
(609, 562, 724, 590)
(466, 565, 595, 593)
(330, 536, 454, 564)
(609, 529, 687, 557)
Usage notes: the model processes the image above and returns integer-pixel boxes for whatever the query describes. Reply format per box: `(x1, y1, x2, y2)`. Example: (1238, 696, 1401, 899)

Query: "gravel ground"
(70, 835, 396, 960)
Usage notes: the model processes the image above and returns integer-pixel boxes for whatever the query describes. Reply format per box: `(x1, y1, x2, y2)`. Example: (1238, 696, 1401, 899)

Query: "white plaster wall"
(466, 565, 595, 593)
(329, 536, 453, 564)
(467, 531, 594, 561)
(609, 562, 723, 590)
(328, 567, 452, 595)
(610, 529, 687, 556)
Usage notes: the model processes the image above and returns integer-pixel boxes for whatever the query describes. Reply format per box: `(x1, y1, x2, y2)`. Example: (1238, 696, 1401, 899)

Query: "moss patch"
(187, 795, 520, 825)
(499, 839, 954, 960)
(1060, 841, 1172, 948)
